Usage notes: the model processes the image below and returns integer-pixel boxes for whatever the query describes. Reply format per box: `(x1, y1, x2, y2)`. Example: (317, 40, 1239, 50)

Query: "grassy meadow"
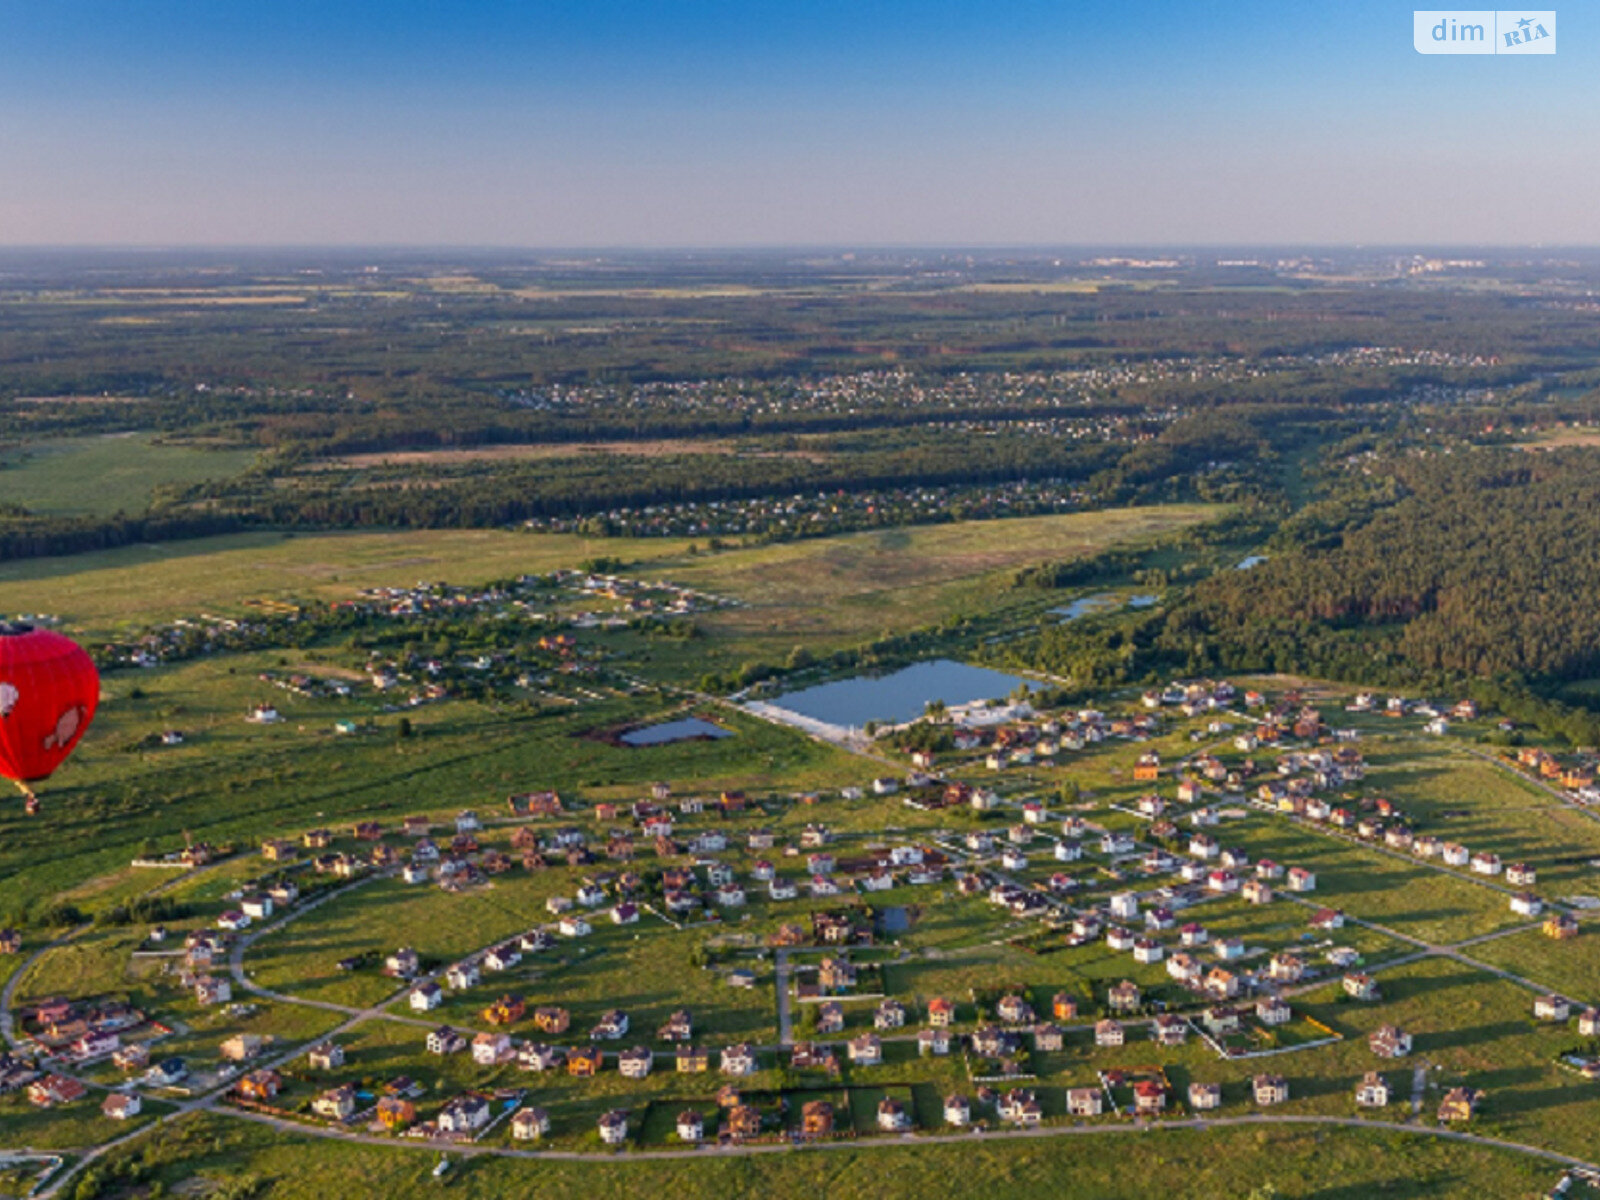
(0, 433, 260, 518)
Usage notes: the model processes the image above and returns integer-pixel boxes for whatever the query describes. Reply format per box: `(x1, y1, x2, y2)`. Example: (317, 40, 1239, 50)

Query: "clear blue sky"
(0, 1, 1594, 245)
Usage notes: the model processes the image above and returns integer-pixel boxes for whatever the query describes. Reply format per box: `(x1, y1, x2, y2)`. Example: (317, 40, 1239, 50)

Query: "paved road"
(773, 949, 795, 1045)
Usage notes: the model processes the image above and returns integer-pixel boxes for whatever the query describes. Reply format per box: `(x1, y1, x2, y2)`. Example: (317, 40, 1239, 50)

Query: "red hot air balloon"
(0, 623, 100, 812)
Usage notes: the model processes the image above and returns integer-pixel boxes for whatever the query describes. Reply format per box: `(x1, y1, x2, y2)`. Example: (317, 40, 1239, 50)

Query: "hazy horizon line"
(2, 242, 1597, 255)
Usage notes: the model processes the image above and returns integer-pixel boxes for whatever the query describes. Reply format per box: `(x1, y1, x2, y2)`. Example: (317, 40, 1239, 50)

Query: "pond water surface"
(766, 659, 1034, 729)
(619, 718, 733, 746)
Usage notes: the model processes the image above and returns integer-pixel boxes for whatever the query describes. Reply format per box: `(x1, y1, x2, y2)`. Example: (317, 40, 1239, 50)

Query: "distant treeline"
(262, 401, 1150, 456)
(0, 511, 248, 562)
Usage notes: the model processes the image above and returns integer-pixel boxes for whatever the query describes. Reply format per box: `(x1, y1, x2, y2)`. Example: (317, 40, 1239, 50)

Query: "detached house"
(438, 1093, 492, 1135)
(848, 1034, 882, 1066)
(512, 1107, 552, 1141)
(1535, 994, 1572, 1021)
(1356, 1072, 1390, 1108)
(1438, 1087, 1482, 1122)
(1066, 1087, 1104, 1116)
(427, 1026, 467, 1055)
(1252, 1074, 1289, 1106)
(1343, 973, 1379, 1001)
(1370, 1024, 1413, 1058)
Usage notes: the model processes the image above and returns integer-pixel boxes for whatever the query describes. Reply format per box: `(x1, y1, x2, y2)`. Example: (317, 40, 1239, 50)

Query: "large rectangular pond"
(765, 659, 1035, 729)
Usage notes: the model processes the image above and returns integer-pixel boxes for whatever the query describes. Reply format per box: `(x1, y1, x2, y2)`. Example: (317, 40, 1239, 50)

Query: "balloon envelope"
(0, 624, 100, 786)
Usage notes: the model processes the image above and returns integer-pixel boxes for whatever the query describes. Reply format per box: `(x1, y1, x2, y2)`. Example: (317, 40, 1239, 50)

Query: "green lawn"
(0, 527, 692, 639)
(666, 505, 1219, 658)
(67, 1107, 1565, 1199)
(0, 433, 260, 518)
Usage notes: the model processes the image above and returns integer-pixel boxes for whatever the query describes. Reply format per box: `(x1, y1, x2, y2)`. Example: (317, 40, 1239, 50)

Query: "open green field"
(0, 433, 260, 518)
(1471, 927, 1600, 1003)
(0, 527, 692, 637)
(74, 1107, 1568, 1200)
(668, 505, 1218, 656)
(1237, 815, 1524, 946)
(0, 504, 1215, 650)
(0, 653, 865, 922)
(1362, 742, 1600, 897)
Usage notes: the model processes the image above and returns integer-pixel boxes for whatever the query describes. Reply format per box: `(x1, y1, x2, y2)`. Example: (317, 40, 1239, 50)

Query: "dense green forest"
(998, 445, 1600, 741)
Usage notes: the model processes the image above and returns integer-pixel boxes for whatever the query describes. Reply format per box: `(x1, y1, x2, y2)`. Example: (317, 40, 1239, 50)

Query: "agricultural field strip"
(1465, 747, 1600, 827)
(137, 1105, 1600, 1173)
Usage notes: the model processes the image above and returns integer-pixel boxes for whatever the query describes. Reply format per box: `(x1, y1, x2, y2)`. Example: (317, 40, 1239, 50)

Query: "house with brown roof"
(998, 1088, 1043, 1125)
(236, 1069, 282, 1102)
(676, 1044, 710, 1073)
(1438, 1087, 1481, 1122)
(996, 994, 1035, 1024)
(1252, 1074, 1289, 1105)
(848, 1034, 882, 1065)
(1133, 1079, 1167, 1114)
(1095, 1019, 1125, 1047)
(1066, 1086, 1103, 1116)
(792, 1098, 831, 1136)
(313, 1084, 357, 1120)
(1153, 1013, 1189, 1045)
(1370, 1024, 1412, 1058)
(1107, 980, 1142, 1013)
(1534, 994, 1572, 1021)
(533, 1006, 571, 1034)
(877, 1097, 913, 1131)
(102, 1092, 142, 1121)
(472, 1031, 515, 1066)
(1356, 1072, 1390, 1108)
(816, 1001, 846, 1034)
(566, 1045, 603, 1077)
(669, 1109, 703, 1142)
(618, 1046, 653, 1079)
(1545, 912, 1580, 940)
(726, 1105, 762, 1139)
(658, 1008, 693, 1041)
(1188, 1081, 1222, 1110)
(1256, 996, 1291, 1027)
(510, 1106, 550, 1140)
(27, 1075, 86, 1108)
(598, 1109, 630, 1145)
(372, 1095, 415, 1131)
(1034, 1024, 1066, 1051)
(1343, 973, 1379, 1001)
